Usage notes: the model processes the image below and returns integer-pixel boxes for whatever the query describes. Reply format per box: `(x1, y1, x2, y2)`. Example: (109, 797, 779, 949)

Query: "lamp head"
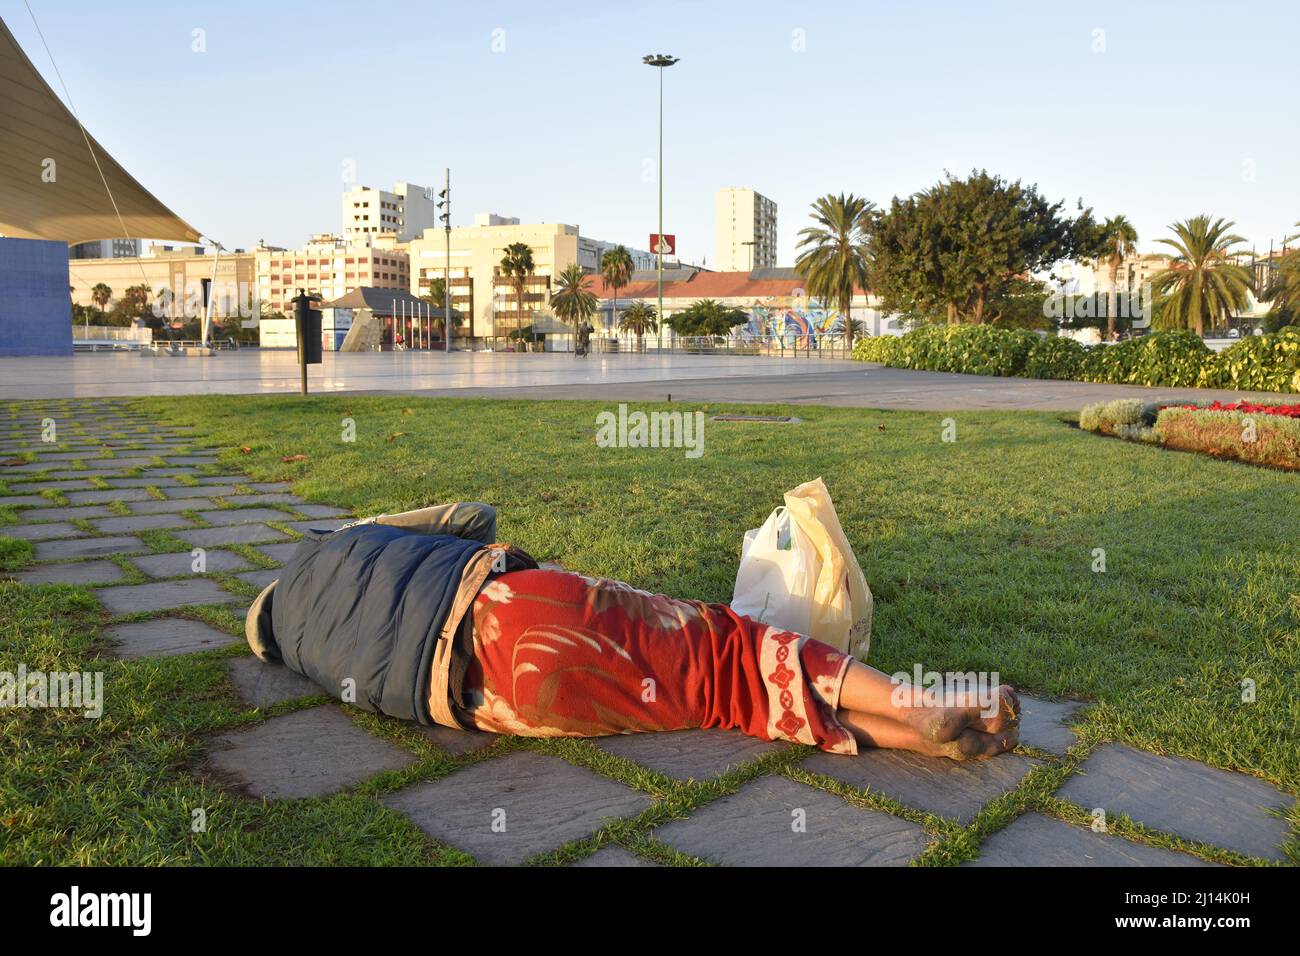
(642, 54, 679, 68)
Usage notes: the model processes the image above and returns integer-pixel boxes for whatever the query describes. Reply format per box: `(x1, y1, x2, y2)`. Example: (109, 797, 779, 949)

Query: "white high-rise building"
(341, 182, 438, 243)
(714, 187, 777, 272)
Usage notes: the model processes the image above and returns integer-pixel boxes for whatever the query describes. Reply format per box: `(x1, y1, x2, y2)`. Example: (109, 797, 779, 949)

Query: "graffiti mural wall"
(737, 297, 851, 348)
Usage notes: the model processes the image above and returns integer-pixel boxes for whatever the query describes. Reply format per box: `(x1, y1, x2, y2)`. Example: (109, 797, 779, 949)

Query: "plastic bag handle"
(764, 506, 788, 547)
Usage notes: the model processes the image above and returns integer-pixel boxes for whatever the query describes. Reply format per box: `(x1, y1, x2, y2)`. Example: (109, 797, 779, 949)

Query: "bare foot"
(896, 684, 1020, 745)
(839, 687, 1021, 761)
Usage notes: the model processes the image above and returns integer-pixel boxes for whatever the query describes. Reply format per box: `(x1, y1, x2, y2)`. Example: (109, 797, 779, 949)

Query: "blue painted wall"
(0, 237, 72, 356)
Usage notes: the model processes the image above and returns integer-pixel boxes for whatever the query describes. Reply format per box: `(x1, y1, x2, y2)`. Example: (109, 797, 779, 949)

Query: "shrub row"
(853, 326, 1300, 393)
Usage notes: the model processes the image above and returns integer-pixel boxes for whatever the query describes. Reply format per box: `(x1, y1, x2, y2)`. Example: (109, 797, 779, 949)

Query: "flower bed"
(1080, 398, 1300, 470)
(1161, 400, 1300, 419)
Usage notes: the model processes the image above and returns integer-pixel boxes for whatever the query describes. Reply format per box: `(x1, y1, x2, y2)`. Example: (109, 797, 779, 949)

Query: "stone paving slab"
(572, 847, 660, 867)
(107, 617, 240, 658)
(804, 749, 1039, 824)
(35, 535, 145, 560)
(0, 494, 49, 507)
(4, 479, 94, 492)
(100, 477, 182, 488)
(164, 457, 217, 466)
(221, 493, 303, 506)
(13, 505, 112, 522)
(1017, 695, 1084, 754)
(382, 751, 653, 865)
(128, 498, 209, 515)
(131, 549, 251, 577)
(226, 657, 325, 708)
(655, 775, 932, 866)
(192, 475, 247, 484)
(90, 514, 196, 535)
(11, 559, 126, 586)
(164, 485, 240, 499)
(206, 705, 417, 800)
(421, 725, 495, 756)
(245, 482, 291, 492)
(193, 507, 291, 527)
(594, 729, 784, 781)
(965, 812, 1216, 867)
(42, 469, 142, 480)
(97, 578, 238, 614)
(65, 488, 152, 504)
(176, 525, 293, 548)
(1056, 744, 1293, 861)
(293, 504, 351, 519)
(236, 569, 280, 589)
(256, 542, 303, 564)
(2, 522, 84, 541)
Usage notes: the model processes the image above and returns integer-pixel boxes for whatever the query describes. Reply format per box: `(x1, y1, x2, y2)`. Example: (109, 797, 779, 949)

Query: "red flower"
(1161, 400, 1300, 418)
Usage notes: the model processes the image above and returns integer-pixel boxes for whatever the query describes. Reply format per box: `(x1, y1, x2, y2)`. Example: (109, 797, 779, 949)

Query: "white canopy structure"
(0, 14, 200, 244)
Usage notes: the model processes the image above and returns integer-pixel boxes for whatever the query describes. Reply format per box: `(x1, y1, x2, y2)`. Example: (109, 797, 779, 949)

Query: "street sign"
(649, 233, 676, 256)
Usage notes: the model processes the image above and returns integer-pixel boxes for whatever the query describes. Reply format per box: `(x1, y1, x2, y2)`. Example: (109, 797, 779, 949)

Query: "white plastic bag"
(731, 478, 873, 660)
(731, 506, 819, 640)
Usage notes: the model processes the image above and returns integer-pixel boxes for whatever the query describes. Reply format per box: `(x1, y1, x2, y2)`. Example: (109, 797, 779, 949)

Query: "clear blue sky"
(8, 0, 1298, 264)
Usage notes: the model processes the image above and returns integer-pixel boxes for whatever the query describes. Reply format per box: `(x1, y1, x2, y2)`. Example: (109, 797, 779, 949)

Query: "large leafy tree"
(600, 245, 635, 335)
(1096, 215, 1139, 340)
(794, 193, 873, 349)
(869, 170, 1089, 325)
(618, 300, 658, 351)
(549, 264, 598, 340)
(498, 242, 536, 332)
(1150, 216, 1253, 337)
(664, 298, 748, 338)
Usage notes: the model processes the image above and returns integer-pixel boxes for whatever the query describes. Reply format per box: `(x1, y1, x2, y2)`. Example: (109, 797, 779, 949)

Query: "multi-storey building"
(341, 182, 437, 243)
(714, 187, 777, 272)
(67, 244, 256, 323)
(69, 238, 141, 260)
(406, 215, 654, 343)
(254, 233, 409, 318)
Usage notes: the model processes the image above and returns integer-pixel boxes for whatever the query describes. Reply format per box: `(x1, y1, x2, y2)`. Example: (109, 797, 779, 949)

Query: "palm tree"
(1150, 216, 1253, 337)
(1097, 215, 1138, 339)
(600, 245, 635, 338)
(498, 242, 535, 336)
(90, 283, 112, 326)
(549, 264, 598, 353)
(794, 193, 874, 350)
(1264, 222, 1300, 317)
(618, 301, 658, 352)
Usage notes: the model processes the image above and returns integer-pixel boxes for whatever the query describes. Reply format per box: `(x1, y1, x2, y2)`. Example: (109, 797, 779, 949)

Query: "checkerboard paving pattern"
(3, 399, 1295, 866)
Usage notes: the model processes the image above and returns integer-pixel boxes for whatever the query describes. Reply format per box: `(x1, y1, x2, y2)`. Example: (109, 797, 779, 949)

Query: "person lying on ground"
(245, 502, 1020, 759)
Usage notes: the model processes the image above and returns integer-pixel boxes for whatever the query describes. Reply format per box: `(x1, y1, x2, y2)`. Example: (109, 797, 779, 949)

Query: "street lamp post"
(437, 170, 451, 352)
(643, 53, 678, 336)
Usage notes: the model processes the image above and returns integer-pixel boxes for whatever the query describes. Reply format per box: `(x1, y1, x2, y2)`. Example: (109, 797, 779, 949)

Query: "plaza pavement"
(0, 349, 1291, 409)
(2, 398, 1294, 866)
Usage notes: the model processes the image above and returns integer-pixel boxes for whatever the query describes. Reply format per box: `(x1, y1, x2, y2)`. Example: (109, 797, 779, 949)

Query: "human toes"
(940, 725, 1020, 761)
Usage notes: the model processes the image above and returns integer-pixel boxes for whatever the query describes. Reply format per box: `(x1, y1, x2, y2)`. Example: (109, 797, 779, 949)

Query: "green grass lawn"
(2, 395, 1297, 865)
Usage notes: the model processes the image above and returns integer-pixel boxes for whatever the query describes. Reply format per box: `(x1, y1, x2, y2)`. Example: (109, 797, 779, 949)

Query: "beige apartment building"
(254, 233, 409, 318)
(341, 182, 438, 243)
(406, 215, 655, 343)
(68, 245, 257, 322)
(714, 187, 777, 272)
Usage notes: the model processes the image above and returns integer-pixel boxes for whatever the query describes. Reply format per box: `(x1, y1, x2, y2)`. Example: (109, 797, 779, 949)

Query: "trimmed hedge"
(853, 326, 1300, 393)
(1078, 399, 1144, 435)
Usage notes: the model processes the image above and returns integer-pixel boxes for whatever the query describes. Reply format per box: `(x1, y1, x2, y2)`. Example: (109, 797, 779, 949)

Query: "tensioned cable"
(22, 0, 169, 306)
